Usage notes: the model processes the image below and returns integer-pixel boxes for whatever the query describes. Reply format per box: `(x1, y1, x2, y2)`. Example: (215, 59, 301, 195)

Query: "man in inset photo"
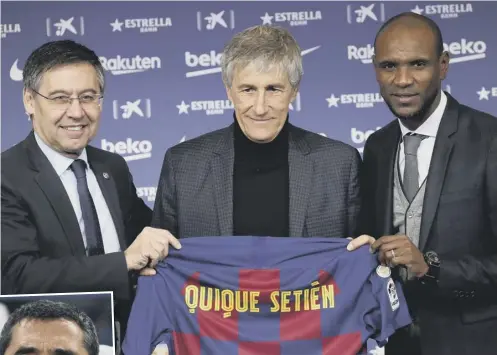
(0, 299, 99, 355)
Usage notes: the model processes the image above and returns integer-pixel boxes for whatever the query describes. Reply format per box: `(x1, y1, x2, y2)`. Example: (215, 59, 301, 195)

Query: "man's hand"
(371, 235, 428, 277)
(346, 234, 376, 251)
(124, 227, 182, 276)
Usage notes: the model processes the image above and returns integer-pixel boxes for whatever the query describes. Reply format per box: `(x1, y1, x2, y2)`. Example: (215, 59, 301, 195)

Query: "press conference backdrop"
(2, 1, 496, 207)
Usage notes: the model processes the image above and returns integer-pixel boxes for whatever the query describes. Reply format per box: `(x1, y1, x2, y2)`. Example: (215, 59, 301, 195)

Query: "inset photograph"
(0, 291, 114, 355)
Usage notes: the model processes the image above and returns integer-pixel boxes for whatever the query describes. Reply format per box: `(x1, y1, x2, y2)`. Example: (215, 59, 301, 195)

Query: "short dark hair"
(374, 12, 444, 57)
(0, 300, 99, 355)
(22, 40, 105, 92)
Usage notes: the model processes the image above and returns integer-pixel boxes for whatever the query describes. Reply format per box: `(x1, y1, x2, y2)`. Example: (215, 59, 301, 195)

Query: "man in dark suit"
(353, 13, 497, 355)
(1, 40, 181, 349)
(152, 25, 364, 241)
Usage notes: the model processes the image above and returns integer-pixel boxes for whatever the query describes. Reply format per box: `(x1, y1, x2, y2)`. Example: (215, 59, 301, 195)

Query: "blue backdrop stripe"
(2, 1, 496, 207)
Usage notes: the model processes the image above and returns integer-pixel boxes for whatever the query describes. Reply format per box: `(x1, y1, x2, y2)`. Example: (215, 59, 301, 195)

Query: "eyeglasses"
(32, 89, 103, 109)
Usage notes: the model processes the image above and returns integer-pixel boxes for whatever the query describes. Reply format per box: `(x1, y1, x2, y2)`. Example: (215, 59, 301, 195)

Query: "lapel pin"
(103, 172, 109, 179)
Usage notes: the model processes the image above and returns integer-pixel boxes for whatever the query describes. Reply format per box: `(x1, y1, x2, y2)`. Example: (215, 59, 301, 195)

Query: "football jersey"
(122, 237, 412, 355)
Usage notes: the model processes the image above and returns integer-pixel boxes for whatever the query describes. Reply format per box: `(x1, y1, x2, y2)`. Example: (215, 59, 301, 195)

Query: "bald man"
(353, 12, 497, 355)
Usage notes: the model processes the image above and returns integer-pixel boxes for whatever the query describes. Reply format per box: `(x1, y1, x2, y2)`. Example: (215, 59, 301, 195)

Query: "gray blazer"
(152, 123, 362, 239)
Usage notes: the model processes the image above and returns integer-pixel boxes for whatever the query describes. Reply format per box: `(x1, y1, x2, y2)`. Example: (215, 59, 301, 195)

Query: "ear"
(439, 51, 450, 80)
(371, 55, 382, 81)
(290, 87, 298, 103)
(23, 88, 35, 118)
(225, 85, 233, 103)
(372, 55, 379, 74)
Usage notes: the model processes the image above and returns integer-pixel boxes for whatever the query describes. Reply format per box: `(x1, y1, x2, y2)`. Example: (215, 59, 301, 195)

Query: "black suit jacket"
(1, 132, 152, 333)
(360, 93, 497, 355)
(152, 123, 362, 239)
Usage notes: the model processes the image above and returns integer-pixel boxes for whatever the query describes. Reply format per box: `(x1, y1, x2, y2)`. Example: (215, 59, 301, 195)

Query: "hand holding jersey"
(124, 227, 182, 276)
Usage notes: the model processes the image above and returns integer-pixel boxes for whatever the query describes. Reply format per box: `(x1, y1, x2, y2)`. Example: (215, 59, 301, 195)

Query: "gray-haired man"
(152, 25, 368, 244)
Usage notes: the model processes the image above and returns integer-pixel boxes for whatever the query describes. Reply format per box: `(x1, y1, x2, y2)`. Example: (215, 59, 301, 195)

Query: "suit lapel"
(25, 132, 86, 255)
(211, 127, 234, 235)
(377, 123, 401, 236)
(289, 127, 312, 237)
(87, 150, 127, 250)
(419, 94, 458, 251)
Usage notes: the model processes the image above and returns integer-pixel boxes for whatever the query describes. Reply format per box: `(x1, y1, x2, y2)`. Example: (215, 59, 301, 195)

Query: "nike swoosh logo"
(10, 59, 23, 81)
(186, 46, 321, 78)
(301, 46, 321, 56)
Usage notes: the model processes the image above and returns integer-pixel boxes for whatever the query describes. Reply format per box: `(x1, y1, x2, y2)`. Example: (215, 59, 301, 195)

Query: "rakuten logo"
(184, 50, 223, 77)
(351, 127, 382, 153)
(444, 39, 486, 63)
(101, 138, 152, 161)
(99, 55, 161, 75)
(347, 44, 374, 64)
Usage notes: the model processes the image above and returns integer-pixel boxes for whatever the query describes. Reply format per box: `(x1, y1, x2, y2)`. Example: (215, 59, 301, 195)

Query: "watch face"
(426, 251, 440, 264)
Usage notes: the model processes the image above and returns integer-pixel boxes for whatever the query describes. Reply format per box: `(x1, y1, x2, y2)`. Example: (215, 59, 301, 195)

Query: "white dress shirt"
(398, 91, 448, 185)
(35, 133, 121, 253)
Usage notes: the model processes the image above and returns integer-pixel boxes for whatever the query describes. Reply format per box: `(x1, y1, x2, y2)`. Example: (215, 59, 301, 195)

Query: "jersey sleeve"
(122, 275, 174, 355)
(363, 267, 413, 347)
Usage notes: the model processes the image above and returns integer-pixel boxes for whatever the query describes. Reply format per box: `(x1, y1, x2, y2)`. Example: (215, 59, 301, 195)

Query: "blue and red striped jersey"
(122, 237, 412, 355)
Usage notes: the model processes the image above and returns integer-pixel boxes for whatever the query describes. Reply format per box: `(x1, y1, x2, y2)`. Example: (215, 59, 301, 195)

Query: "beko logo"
(444, 39, 486, 63)
(184, 46, 321, 78)
(101, 139, 152, 161)
(351, 127, 382, 153)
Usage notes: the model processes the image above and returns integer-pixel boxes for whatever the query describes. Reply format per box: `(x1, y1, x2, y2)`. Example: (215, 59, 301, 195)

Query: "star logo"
(260, 12, 274, 25)
(110, 19, 124, 32)
(411, 5, 424, 15)
(53, 17, 78, 36)
(177, 100, 190, 114)
(355, 4, 378, 23)
(326, 94, 340, 108)
(477, 87, 490, 100)
(204, 11, 228, 30)
(120, 99, 144, 119)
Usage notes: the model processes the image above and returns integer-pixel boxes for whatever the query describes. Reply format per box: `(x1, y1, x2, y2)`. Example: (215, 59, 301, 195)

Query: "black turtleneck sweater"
(233, 118, 289, 237)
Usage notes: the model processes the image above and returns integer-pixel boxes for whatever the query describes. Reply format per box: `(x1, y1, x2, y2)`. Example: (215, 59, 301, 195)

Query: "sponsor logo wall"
(2, 2, 496, 208)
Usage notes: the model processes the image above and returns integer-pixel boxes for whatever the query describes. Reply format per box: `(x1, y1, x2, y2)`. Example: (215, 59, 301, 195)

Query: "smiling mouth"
(60, 124, 87, 131)
(249, 117, 271, 122)
(392, 93, 419, 104)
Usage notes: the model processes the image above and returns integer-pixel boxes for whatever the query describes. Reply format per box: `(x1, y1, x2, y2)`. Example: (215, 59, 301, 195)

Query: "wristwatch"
(419, 250, 441, 286)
